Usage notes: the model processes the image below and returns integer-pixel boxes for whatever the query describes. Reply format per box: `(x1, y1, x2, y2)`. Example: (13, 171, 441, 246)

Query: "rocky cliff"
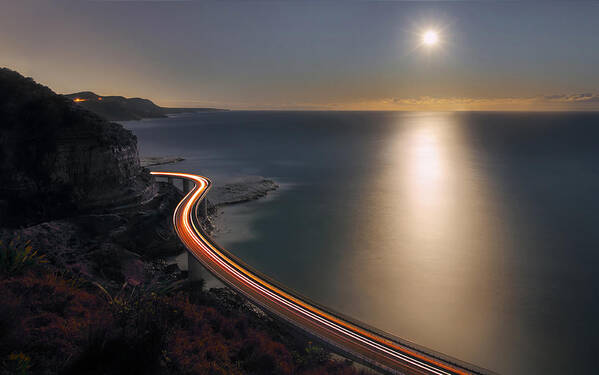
(65, 91, 166, 121)
(65, 91, 225, 121)
(0, 68, 154, 227)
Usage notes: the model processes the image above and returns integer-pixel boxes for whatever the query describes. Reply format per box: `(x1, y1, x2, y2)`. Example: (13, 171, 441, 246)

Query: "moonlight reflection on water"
(127, 111, 599, 375)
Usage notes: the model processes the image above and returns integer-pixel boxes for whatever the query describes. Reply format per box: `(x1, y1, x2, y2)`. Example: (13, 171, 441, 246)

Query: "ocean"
(124, 111, 599, 375)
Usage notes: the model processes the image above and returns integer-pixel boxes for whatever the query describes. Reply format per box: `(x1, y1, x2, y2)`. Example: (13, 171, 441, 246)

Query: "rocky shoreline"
(140, 156, 185, 167)
(0, 173, 280, 289)
(208, 176, 279, 206)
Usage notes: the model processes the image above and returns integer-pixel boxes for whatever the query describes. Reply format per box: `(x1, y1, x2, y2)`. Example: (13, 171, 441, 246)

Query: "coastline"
(164, 173, 279, 275)
(0, 68, 367, 374)
(141, 155, 279, 274)
(140, 156, 185, 167)
(208, 176, 279, 207)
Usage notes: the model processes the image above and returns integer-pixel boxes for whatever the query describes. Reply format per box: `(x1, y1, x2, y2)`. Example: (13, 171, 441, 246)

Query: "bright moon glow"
(422, 30, 439, 46)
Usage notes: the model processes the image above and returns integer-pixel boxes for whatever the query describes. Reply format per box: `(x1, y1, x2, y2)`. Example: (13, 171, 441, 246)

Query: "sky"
(2, 1, 599, 111)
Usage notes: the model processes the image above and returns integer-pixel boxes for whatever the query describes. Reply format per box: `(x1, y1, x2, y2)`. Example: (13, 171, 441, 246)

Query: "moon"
(422, 30, 439, 46)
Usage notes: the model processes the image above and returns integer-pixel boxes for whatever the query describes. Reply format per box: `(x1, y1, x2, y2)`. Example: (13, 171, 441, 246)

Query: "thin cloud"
(351, 93, 599, 111)
(543, 93, 599, 103)
(157, 93, 599, 111)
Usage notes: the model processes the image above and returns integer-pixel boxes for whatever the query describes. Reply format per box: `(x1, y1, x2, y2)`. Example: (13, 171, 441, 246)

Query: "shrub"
(0, 238, 46, 276)
(1, 352, 32, 375)
(0, 243, 362, 375)
(303, 341, 330, 367)
(0, 272, 112, 373)
(63, 281, 183, 374)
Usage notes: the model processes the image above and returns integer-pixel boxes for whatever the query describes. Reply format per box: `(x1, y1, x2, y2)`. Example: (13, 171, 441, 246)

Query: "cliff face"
(65, 91, 226, 121)
(65, 91, 166, 121)
(0, 68, 154, 226)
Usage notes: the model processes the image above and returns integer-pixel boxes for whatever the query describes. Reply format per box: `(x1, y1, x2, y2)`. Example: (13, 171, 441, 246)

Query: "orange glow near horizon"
(73, 98, 87, 102)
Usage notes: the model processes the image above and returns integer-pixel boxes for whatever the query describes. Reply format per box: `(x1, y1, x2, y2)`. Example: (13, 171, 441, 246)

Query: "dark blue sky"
(2, 1, 598, 110)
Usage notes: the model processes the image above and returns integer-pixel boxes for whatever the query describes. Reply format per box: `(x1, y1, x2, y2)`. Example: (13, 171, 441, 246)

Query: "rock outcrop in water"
(0, 68, 154, 227)
(208, 176, 279, 206)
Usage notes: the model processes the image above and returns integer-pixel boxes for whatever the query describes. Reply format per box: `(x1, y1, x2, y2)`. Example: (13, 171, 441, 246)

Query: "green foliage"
(1, 352, 32, 375)
(293, 341, 331, 368)
(305, 341, 330, 365)
(0, 238, 47, 276)
(93, 279, 185, 321)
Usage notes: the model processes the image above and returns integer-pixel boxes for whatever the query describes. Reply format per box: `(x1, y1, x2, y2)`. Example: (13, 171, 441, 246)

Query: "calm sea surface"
(124, 111, 599, 375)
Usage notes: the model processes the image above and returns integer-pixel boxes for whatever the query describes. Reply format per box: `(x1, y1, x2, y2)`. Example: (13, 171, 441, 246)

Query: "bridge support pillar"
(183, 179, 191, 193)
(187, 252, 224, 289)
(167, 176, 173, 185)
(197, 199, 208, 219)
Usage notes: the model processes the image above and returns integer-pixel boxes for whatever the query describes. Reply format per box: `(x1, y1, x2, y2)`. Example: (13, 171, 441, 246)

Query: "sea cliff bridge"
(153, 171, 495, 375)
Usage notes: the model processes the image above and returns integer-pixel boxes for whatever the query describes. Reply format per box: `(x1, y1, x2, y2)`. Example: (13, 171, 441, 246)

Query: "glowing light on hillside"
(73, 98, 87, 102)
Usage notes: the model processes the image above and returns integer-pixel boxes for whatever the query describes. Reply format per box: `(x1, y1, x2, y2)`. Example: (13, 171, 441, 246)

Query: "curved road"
(152, 171, 492, 375)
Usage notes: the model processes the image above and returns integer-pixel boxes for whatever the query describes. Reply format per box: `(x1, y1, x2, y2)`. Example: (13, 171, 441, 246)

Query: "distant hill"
(64, 91, 226, 121)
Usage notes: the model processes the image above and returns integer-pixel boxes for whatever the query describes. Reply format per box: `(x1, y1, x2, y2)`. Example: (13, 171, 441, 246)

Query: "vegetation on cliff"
(0, 241, 365, 375)
(65, 91, 225, 121)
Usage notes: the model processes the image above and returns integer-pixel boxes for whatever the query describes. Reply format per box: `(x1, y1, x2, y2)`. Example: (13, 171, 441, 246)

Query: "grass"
(1, 352, 32, 375)
(0, 238, 47, 276)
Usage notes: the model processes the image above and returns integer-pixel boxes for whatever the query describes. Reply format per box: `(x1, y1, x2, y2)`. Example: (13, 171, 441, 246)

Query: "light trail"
(152, 171, 492, 375)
